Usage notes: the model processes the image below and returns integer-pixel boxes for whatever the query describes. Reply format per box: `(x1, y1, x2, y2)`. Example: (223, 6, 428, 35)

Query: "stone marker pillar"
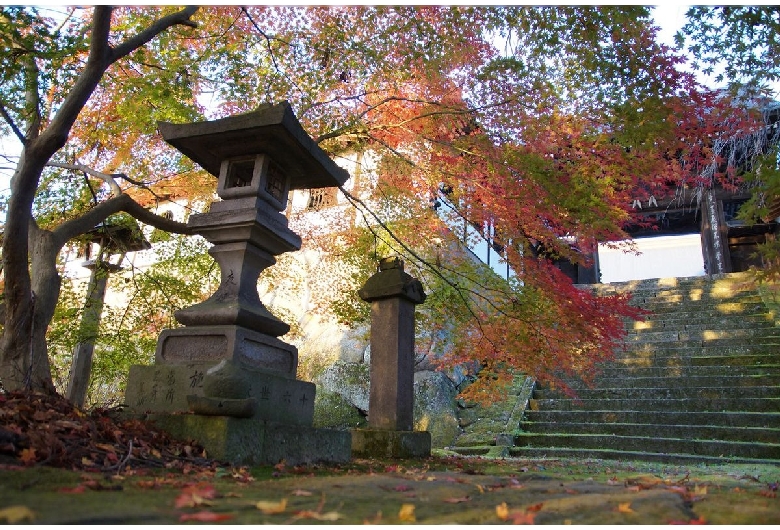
(351, 257, 431, 458)
(123, 101, 352, 466)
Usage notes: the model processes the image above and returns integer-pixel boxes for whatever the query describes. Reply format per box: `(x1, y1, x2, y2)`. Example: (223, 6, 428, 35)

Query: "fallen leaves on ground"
(290, 488, 313, 496)
(380, 483, 414, 492)
(179, 510, 234, 522)
(670, 516, 708, 525)
(175, 482, 219, 508)
(496, 501, 542, 524)
(251, 493, 345, 522)
(616, 474, 715, 505)
(398, 503, 416, 522)
(57, 484, 86, 494)
(288, 493, 344, 522)
(0, 390, 217, 472)
(443, 496, 471, 503)
(255, 498, 288, 514)
(289, 509, 343, 521)
(0, 505, 35, 524)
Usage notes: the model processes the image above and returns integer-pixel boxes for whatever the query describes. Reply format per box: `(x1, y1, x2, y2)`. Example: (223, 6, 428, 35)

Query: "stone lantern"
(124, 102, 352, 465)
(67, 217, 151, 409)
(154, 101, 349, 368)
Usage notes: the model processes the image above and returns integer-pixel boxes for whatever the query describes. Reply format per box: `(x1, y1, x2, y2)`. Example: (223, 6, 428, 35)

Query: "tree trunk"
(0, 225, 61, 392)
(0, 145, 51, 391)
(29, 230, 63, 391)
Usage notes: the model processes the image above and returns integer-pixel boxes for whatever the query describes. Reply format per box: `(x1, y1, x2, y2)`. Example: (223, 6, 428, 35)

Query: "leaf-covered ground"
(1, 390, 779, 524)
(0, 390, 214, 472)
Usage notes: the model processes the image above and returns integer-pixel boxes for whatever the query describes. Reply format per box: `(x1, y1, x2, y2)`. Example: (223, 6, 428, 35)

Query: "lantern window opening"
(225, 156, 258, 189)
(265, 160, 287, 203)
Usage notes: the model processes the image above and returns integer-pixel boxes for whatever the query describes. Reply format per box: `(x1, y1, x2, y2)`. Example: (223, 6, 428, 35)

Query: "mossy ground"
(1, 454, 778, 524)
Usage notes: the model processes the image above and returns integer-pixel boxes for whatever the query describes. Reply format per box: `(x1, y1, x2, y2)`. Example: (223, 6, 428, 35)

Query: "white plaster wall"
(598, 234, 706, 283)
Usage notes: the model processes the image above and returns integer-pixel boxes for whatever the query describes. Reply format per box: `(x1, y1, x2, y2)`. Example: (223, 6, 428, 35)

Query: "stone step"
(506, 446, 780, 466)
(522, 410, 780, 429)
(601, 351, 780, 370)
(629, 319, 775, 333)
(512, 433, 780, 460)
(529, 397, 780, 413)
(627, 338, 780, 351)
(623, 329, 780, 344)
(592, 364, 780, 378)
(518, 421, 780, 443)
(627, 317, 777, 332)
(690, 354, 780, 367)
(629, 298, 766, 312)
(624, 320, 778, 337)
(622, 343, 780, 355)
(587, 272, 760, 293)
(621, 280, 762, 293)
(532, 385, 779, 401)
(515, 273, 780, 465)
(630, 301, 766, 312)
(619, 343, 780, 355)
(629, 287, 764, 299)
(612, 353, 780, 368)
(540, 373, 780, 390)
(607, 352, 780, 367)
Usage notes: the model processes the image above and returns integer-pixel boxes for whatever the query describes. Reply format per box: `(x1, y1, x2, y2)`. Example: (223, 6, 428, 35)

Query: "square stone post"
(367, 296, 416, 430)
(352, 257, 431, 458)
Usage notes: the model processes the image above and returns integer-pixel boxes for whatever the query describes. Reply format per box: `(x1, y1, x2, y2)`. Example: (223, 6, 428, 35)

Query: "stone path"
(1, 455, 778, 524)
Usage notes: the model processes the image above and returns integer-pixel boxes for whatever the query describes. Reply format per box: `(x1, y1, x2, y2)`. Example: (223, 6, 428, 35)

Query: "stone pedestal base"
(156, 325, 298, 378)
(351, 429, 431, 458)
(146, 414, 352, 466)
(124, 362, 314, 426)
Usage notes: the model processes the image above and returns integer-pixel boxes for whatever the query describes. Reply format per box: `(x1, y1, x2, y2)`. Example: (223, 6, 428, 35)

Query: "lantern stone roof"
(157, 101, 349, 190)
(85, 214, 151, 254)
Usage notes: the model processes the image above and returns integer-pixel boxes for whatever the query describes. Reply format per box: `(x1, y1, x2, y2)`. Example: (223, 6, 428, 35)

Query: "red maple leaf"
(179, 511, 233, 522)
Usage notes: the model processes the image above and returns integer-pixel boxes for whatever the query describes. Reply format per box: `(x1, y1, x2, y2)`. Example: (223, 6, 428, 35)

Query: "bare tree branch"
(51, 193, 193, 249)
(240, 7, 285, 73)
(21, 52, 42, 143)
(0, 102, 26, 145)
(111, 7, 199, 62)
(47, 162, 123, 197)
(240, 7, 308, 102)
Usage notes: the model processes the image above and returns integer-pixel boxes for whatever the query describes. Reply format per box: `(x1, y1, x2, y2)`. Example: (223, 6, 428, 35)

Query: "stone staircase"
(508, 272, 780, 464)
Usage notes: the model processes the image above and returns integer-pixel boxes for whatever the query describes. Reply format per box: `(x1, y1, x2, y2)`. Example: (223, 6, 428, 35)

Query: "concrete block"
(351, 429, 431, 458)
(147, 414, 352, 466)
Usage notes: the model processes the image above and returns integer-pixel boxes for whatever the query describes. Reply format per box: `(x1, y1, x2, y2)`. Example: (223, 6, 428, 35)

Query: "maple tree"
(680, 6, 780, 279)
(681, 6, 780, 98)
(0, 6, 202, 392)
(0, 6, 774, 400)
